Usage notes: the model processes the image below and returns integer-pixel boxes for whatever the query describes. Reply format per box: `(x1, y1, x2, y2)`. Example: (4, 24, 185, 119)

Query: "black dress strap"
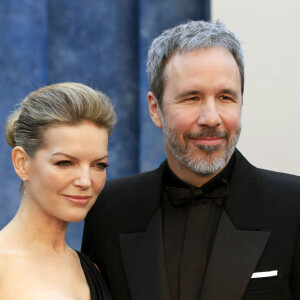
(76, 251, 112, 300)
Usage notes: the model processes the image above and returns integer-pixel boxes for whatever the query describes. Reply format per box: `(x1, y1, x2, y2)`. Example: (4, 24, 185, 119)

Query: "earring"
(22, 177, 27, 199)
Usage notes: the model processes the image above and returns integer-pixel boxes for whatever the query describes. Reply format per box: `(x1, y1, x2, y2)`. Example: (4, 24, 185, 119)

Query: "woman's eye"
(95, 163, 109, 170)
(55, 160, 72, 167)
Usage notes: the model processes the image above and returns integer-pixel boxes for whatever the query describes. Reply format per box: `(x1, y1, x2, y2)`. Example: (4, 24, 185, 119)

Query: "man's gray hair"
(147, 20, 244, 106)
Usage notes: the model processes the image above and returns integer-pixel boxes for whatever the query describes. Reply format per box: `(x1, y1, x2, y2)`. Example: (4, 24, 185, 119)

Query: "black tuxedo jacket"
(82, 150, 300, 300)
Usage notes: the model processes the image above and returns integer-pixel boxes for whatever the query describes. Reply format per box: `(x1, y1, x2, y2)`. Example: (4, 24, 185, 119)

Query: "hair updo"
(5, 82, 116, 157)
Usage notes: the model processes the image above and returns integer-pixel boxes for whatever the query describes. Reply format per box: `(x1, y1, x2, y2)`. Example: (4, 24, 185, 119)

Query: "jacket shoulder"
(232, 149, 300, 213)
(103, 162, 165, 198)
(235, 149, 300, 193)
(259, 168, 300, 191)
(258, 168, 300, 209)
(105, 168, 161, 193)
(88, 162, 166, 218)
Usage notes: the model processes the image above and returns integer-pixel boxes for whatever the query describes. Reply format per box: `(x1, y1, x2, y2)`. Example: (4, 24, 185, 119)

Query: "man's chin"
(188, 158, 226, 175)
(183, 149, 229, 174)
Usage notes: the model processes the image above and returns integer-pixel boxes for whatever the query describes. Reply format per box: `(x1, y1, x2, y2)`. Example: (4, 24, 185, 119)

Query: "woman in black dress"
(0, 82, 115, 299)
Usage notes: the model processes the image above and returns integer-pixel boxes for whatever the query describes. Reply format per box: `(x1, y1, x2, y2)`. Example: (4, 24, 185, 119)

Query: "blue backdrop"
(0, 0, 210, 250)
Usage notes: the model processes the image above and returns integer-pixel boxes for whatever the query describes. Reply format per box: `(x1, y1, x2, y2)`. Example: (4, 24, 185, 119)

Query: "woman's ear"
(147, 91, 163, 129)
(12, 146, 30, 181)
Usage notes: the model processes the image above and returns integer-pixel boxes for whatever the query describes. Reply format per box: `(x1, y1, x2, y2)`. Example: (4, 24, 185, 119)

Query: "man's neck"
(166, 156, 234, 188)
(167, 164, 217, 188)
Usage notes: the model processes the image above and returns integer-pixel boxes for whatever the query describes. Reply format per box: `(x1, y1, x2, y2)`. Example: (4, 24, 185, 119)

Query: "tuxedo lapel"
(201, 150, 271, 299)
(200, 210, 270, 300)
(119, 209, 170, 300)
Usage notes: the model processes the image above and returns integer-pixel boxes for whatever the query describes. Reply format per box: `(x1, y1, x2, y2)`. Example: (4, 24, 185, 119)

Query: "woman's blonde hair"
(5, 82, 116, 157)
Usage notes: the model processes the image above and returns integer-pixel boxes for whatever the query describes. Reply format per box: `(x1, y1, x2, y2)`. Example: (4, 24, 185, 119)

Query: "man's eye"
(220, 95, 232, 101)
(95, 163, 109, 170)
(55, 160, 72, 167)
(187, 96, 199, 101)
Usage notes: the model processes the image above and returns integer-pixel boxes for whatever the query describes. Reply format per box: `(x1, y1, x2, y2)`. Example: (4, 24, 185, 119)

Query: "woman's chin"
(64, 212, 88, 223)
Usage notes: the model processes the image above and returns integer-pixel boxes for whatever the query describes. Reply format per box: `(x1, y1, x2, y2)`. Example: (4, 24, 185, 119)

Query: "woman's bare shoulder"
(0, 230, 26, 281)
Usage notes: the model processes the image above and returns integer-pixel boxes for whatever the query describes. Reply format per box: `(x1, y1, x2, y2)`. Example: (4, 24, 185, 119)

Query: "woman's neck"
(2, 199, 69, 253)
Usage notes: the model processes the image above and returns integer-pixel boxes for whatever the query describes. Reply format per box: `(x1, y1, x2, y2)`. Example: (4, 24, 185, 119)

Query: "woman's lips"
(63, 195, 91, 205)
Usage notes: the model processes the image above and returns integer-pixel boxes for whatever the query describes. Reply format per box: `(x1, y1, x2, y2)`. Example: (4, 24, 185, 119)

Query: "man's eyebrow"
(176, 90, 201, 98)
(50, 152, 108, 161)
(176, 89, 240, 98)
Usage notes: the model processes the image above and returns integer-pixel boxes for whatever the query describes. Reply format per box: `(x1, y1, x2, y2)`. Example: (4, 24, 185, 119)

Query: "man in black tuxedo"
(82, 20, 300, 300)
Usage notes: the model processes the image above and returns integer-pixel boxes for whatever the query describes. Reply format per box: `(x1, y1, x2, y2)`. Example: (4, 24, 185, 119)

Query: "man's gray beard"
(161, 118, 241, 175)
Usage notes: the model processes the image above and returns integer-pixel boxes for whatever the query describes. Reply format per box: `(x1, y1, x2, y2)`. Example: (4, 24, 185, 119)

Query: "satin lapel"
(201, 150, 271, 300)
(225, 149, 263, 230)
(200, 211, 270, 300)
(119, 208, 169, 300)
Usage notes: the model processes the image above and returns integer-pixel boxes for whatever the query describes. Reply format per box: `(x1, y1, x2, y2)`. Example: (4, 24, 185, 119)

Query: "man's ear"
(11, 146, 30, 181)
(147, 91, 163, 129)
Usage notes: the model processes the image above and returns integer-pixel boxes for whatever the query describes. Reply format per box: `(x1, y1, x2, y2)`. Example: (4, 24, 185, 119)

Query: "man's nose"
(74, 167, 92, 189)
(197, 100, 221, 127)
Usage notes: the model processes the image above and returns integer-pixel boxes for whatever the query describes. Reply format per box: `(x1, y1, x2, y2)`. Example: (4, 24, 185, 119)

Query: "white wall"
(212, 0, 300, 175)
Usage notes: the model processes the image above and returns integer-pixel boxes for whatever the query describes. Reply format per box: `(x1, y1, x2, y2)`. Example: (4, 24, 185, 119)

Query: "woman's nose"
(74, 167, 92, 189)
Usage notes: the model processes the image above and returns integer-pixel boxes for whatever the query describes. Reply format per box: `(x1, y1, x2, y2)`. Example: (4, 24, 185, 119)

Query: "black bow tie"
(166, 179, 229, 207)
